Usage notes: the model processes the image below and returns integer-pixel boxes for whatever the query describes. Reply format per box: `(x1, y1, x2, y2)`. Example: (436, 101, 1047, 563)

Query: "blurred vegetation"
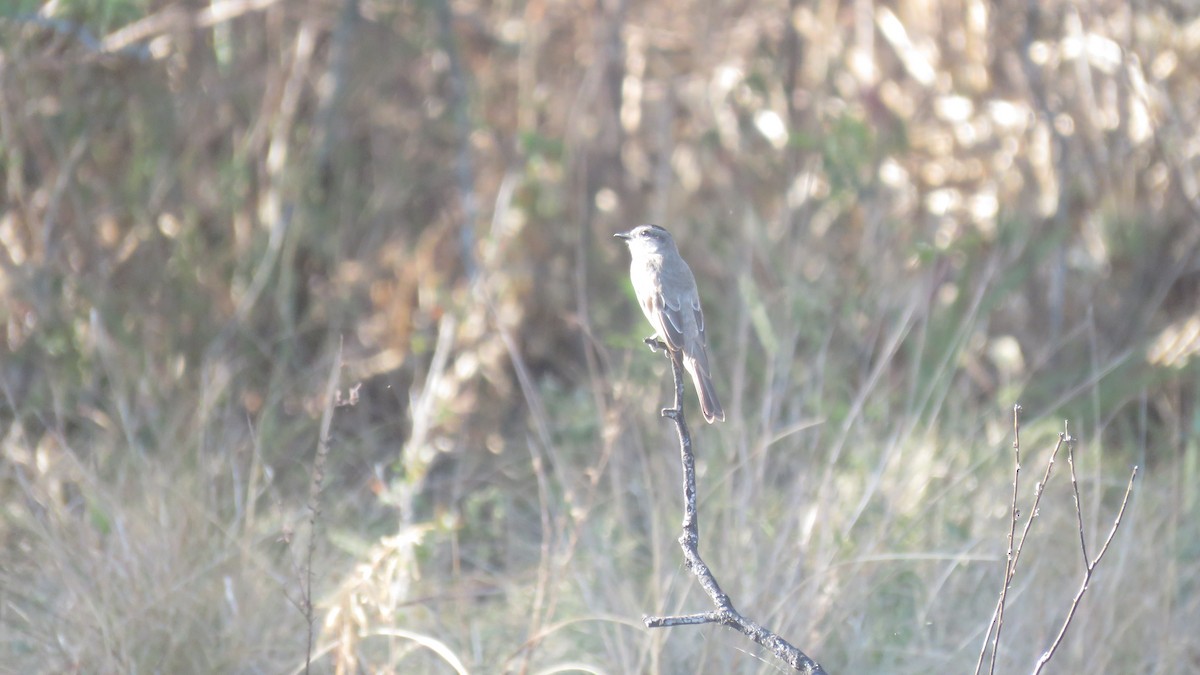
(2, 0, 1199, 673)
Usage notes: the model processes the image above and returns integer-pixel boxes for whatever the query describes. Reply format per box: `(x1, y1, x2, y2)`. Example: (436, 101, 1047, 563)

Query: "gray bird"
(615, 224, 725, 423)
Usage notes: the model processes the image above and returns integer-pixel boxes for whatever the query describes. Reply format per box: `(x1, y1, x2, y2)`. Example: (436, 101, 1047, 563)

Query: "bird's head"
(614, 224, 676, 257)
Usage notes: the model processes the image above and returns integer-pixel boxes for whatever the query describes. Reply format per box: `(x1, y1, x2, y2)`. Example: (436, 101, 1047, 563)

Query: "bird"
(615, 224, 724, 423)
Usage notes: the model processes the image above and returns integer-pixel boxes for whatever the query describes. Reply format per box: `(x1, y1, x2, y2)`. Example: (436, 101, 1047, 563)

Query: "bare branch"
(641, 347, 826, 675)
(1032, 465, 1138, 674)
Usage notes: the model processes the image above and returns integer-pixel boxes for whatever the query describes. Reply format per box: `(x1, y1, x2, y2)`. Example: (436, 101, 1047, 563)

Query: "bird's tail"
(684, 348, 724, 424)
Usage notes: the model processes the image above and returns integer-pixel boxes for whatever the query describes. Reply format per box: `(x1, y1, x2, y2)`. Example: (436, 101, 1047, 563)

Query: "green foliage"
(822, 114, 878, 192)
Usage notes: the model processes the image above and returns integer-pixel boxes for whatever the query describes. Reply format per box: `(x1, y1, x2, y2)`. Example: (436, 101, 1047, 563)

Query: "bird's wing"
(654, 291, 687, 351)
(691, 295, 705, 346)
(685, 293, 711, 373)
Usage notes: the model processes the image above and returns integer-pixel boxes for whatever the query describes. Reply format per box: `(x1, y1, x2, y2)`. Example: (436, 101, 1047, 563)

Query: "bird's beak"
(613, 231, 632, 240)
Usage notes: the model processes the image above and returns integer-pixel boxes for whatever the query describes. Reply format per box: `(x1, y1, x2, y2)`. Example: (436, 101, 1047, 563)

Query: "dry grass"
(3, 0, 1200, 673)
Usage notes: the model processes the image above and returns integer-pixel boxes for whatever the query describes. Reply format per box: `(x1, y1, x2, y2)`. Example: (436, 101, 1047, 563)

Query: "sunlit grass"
(3, 1, 1200, 673)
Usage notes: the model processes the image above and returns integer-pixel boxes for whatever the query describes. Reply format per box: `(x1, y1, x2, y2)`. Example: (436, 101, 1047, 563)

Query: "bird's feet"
(644, 336, 668, 353)
(661, 406, 682, 420)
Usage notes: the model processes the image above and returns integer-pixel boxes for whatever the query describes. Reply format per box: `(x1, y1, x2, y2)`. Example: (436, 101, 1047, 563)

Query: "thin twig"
(1032, 463, 1138, 674)
(986, 404, 1022, 675)
(641, 340, 826, 674)
(1067, 434, 1091, 566)
(975, 413, 1065, 675)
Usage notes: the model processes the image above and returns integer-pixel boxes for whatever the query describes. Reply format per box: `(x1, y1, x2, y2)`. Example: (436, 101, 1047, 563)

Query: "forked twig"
(1032, 450, 1138, 673)
(641, 339, 826, 675)
(975, 407, 1137, 675)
